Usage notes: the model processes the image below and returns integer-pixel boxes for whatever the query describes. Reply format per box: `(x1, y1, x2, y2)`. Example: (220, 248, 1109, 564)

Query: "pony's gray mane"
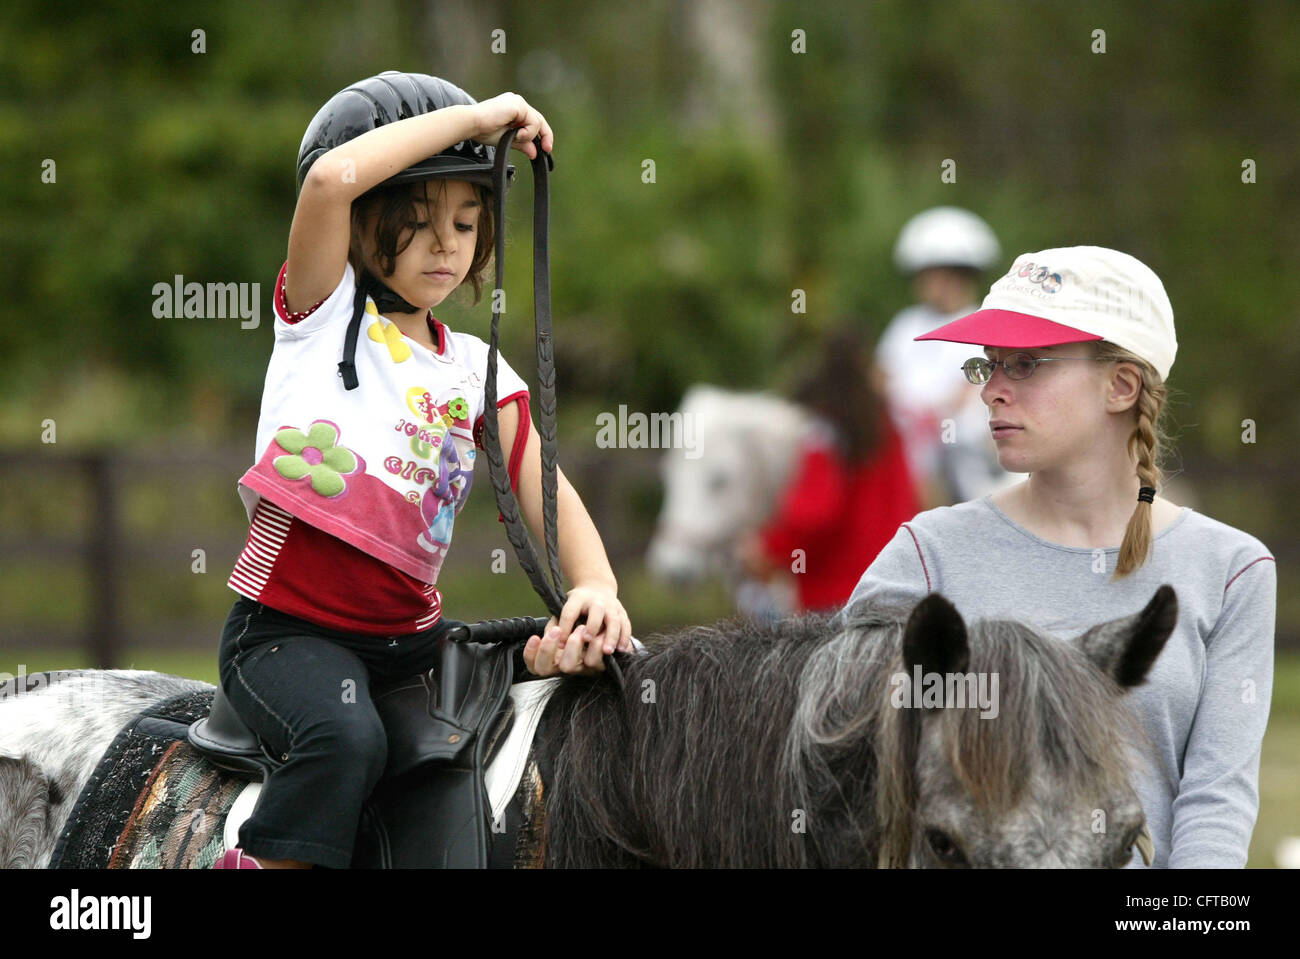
(540, 605, 1149, 868)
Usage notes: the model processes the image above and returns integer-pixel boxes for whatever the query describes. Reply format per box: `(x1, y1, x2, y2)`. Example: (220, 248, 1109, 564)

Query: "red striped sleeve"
(227, 500, 443, 636)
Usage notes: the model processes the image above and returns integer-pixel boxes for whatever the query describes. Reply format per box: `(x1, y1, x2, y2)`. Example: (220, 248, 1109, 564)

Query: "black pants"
(217, 596, 457, 868)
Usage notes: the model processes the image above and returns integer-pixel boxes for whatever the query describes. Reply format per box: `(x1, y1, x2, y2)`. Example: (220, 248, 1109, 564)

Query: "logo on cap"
(1008, 261, 1062, 294)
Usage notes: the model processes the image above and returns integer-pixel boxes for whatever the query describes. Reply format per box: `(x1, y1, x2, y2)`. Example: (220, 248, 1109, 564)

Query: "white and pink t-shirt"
(227, 260, 530, 635)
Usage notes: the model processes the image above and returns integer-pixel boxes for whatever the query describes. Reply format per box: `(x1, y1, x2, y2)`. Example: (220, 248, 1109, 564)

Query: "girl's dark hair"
(347, 178, 496, 304)
(792, 326, 884, 463)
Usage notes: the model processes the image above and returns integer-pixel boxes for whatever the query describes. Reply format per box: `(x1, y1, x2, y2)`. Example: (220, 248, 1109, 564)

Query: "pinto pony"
(0, 588, 1173, 868)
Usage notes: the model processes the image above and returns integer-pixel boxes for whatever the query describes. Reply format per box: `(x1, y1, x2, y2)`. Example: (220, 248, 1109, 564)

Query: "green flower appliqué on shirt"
(273, 420, 359, 497)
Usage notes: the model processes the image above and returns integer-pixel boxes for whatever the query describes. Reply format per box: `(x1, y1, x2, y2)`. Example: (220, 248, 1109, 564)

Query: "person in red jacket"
(739, 328, 920, 613)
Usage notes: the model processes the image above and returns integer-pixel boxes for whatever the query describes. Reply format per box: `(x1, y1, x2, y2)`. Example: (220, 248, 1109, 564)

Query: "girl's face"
(361, 178, 481, 309)
(978, 342, 1123, 474)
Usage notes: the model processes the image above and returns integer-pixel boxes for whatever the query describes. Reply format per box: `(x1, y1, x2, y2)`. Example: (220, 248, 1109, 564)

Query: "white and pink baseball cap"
(914, 246, 1177, 381)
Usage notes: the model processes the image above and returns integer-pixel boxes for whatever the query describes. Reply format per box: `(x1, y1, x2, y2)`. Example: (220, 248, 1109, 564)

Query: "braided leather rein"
(479, 128, 628, 689)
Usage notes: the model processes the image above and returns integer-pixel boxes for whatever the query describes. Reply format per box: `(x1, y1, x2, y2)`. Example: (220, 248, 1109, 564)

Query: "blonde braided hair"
(1092, 341, 1171, 579)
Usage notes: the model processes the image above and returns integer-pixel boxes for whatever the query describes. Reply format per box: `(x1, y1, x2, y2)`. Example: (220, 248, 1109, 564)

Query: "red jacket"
(758, 418, 919, 612)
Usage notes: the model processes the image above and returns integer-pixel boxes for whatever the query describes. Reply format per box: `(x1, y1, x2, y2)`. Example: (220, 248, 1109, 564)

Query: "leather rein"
(480, 127, 627, 689)
(333, 129, 625, 686)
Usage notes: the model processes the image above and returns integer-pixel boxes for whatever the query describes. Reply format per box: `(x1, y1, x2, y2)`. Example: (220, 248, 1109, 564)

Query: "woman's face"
(361, 178, 481, 309)
(978, 342, 1120, 474)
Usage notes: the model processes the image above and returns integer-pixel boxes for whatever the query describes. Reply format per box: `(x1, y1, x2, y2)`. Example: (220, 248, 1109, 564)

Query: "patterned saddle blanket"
(52, 689, 233, 868)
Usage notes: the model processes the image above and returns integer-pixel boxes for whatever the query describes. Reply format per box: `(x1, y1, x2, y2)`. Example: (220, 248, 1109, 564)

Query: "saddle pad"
(485, 678, 560, 821)
(52, 688, 226, 869)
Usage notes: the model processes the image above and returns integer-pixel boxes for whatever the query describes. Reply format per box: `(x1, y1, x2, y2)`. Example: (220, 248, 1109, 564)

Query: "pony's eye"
(706, 471, 728, 495)
(925, 828, 968, 867)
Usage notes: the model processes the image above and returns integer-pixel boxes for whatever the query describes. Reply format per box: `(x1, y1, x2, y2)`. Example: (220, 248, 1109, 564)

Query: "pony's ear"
(903, 593, 970, 677)
(1075, 585, 1178, 690)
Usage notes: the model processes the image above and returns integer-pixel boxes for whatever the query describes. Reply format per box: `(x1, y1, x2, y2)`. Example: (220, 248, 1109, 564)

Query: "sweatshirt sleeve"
(840, 522, 932, 619)
(1167, 555, 1276, 868)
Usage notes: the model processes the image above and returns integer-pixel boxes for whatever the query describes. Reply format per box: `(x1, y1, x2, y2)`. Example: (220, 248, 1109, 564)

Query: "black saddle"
(187, 617, 547, 868)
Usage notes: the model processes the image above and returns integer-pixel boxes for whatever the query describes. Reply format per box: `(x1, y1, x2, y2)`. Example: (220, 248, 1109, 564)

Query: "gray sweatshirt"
(844, 496, 1276, 868)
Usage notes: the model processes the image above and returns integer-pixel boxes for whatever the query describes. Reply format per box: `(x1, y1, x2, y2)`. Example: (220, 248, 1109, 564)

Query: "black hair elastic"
(1137, 486, 1156, 504)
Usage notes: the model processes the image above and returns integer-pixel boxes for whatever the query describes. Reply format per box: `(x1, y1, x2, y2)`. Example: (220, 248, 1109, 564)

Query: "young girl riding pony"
(213, 71, 632, 869)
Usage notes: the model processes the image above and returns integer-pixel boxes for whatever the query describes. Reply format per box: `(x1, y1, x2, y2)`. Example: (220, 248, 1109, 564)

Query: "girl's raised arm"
(284, 104, 479, 313)
(284, 91, 553, 315)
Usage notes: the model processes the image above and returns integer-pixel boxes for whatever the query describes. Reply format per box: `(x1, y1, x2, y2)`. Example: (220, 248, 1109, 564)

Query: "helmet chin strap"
(363, 269, 423, 314)
(338, 268, 423, 390)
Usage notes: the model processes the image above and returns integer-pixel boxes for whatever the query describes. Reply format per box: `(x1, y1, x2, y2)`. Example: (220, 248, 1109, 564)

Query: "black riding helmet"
(297, 71, 516, 191)
(295, 71, 515, 388)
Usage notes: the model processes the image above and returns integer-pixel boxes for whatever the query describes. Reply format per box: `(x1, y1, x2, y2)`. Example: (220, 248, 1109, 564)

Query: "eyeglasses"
(960, 353, 1113, 385)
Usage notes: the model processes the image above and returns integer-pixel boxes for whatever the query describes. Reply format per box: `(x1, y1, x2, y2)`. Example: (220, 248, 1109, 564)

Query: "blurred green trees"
(2, 0, 1297, 508)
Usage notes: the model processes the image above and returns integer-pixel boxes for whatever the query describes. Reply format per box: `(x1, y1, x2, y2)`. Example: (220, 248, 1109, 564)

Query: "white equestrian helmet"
(894, 207, 1001, 274)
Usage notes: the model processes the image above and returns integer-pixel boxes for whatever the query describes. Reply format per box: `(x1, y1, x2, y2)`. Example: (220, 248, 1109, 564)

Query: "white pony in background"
(647, 383, 1030, 617)
(647, 385, 803, 618)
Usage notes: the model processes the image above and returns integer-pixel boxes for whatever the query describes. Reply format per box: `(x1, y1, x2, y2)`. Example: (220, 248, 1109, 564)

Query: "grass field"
(1, 643, 1295, 869)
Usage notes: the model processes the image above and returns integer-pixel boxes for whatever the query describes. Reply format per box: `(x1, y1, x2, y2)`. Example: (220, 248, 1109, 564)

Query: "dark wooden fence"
(0, 445, 662, 666)
(1, 447, 1294, 665)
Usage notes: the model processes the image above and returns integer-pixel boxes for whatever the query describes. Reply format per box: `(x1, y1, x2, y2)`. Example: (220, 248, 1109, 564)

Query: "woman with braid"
(846, 247, 1276, 868)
